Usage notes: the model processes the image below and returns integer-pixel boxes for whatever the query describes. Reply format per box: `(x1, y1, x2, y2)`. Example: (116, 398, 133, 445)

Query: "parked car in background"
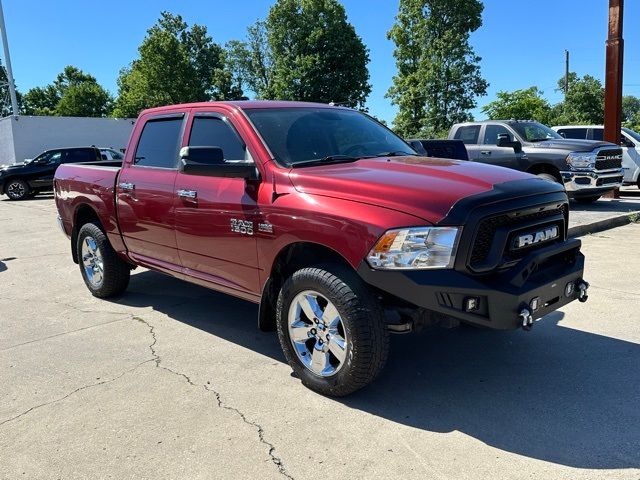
(99, 148, 125, 161)
(552, 125, 640, 188)
(407, 139, 469, 161)
(448, 120, 624, 203)
(54, 101, 590, 396)
(0, 146, 102, 200)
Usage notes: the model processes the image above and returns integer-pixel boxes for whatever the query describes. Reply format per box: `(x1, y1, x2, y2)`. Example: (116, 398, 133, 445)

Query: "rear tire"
(76, 222, 130, 298)
(574, 195, 601, 204)
(276, 264, 389, 397)
(5, 179, 30, 200)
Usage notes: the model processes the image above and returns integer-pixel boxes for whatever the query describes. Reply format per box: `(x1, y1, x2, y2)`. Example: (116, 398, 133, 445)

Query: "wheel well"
(71, 204, 103, 263)
(526, 163, 561, 181)
(258, 242, 353, 331)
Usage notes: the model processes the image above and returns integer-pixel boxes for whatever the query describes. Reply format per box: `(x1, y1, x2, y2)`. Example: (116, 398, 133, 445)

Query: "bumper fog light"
(529, 297, 541, 311)
(464, 297, 479, 312)
(565, 282, 575, 298)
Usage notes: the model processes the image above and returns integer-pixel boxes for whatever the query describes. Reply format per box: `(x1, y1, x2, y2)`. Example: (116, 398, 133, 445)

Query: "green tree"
(387, 0, 488, 138)
(113, 12, 244, 118)
(244, 20, 274, 98)
(22, 65, 112, 117)
(56, 82, 113, 117)
(263, 0, 371, 107)
(622, 95, 640, 130)
(554, 72, 604, 125)
(0, 60, 22, 116)
(482, 87, 552, 124)
(224, 22, 274, 99)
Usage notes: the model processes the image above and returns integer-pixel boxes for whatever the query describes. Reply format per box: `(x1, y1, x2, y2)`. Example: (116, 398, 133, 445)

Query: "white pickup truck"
(553, 125, 640, 188)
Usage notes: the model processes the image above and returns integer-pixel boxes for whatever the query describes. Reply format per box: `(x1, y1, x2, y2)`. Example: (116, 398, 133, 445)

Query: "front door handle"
(118, 182, 135, 191)
(177, 189, 197, 199)
(480, 150, 491, 155)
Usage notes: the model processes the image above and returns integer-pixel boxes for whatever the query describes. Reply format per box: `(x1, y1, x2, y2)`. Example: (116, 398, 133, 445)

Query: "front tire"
(5, 179, 30, 200)
(574, 195, 602, 204)
(536, 173, 560, 183)
(276, 265, 389, 396)
(76, 223, 130, 298)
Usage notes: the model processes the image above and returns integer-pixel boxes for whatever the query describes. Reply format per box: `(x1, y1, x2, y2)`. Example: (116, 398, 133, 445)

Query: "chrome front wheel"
(288, 290, 348, 377)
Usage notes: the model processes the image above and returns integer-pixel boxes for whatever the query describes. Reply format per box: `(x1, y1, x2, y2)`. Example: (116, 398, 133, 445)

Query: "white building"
(0, 115, 136, 164)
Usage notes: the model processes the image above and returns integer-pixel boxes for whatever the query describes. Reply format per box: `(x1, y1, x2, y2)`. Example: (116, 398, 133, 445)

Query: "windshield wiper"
(290, 155, 360, 168)
(529, 138, 551, 142)
(368, 151, 418, 158)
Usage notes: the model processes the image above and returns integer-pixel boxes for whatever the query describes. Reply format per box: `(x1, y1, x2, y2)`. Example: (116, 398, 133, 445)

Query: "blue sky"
(3, 0, 639, 123)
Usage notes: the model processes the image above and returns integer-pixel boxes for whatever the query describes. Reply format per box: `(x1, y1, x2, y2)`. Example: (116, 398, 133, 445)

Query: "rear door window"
(134, 117, 184, 168)
(453, 126, 481, 144)
(63, 149, 94, 163)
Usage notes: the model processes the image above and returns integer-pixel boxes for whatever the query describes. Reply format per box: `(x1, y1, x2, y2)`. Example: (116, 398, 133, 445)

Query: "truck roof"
(140, 100, 343, 116)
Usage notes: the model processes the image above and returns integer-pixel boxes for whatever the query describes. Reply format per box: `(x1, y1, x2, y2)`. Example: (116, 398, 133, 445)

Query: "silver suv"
(448, 120, 624, 203)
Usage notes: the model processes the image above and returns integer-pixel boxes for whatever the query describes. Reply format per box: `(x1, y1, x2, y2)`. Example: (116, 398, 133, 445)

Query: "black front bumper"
(358, 238, 585, 330)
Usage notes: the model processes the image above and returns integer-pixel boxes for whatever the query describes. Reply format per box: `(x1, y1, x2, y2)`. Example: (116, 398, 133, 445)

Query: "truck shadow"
(570, 197, 640, 213)
(117, 270, 639, 471)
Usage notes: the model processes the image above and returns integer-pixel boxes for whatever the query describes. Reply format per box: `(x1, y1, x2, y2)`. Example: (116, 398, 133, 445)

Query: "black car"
(0, 147, 102, 200)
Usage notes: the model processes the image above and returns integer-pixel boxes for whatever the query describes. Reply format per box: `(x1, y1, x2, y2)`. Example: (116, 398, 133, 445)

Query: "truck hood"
(529, 139, 615, 152)
(288, 156, 536, 224)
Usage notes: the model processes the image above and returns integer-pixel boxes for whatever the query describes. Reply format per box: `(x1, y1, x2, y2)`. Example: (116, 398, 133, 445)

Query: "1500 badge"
(230, 219, 274, 235)
(230, 219, 254, 236)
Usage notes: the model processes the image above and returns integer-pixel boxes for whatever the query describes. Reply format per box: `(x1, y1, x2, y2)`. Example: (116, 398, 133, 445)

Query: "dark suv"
(0, 147, 102, 200)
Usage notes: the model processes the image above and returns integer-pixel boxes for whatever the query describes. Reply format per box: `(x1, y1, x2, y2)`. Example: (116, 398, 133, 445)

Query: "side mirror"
(621, 139, 635, 148)
(179, 146, 258, 179)
(497, 134, 522, 153)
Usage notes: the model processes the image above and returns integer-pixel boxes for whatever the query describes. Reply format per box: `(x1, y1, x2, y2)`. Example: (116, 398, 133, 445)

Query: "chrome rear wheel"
(81, 236, 104, 287)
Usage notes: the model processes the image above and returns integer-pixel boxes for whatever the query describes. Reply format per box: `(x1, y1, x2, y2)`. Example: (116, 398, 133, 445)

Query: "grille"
(469, 204, 568, 269)
(595, 148, 622, 170)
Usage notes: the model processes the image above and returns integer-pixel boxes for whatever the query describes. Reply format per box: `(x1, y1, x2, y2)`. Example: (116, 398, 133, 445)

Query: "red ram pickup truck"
(54, 101, 589, 396)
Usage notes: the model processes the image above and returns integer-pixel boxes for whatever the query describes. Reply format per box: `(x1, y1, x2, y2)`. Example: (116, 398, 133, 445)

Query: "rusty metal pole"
(603, 0, 623, 198)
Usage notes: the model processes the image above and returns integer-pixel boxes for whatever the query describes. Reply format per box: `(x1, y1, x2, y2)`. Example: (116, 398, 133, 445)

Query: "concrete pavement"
(0, 196, 638, 479)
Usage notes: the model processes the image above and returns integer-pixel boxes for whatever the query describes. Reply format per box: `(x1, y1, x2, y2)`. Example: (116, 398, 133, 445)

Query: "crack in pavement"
(133, 316, 294, 480)
(0, 317, 131, 352)
(0, 358, 154, 428)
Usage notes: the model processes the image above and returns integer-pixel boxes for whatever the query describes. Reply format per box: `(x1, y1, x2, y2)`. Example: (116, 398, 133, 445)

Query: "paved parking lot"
(1, 196, 639, 479)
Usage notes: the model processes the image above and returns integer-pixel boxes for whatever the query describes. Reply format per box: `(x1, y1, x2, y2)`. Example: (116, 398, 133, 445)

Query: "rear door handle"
(119, 182, 135, 191)
(177, 189, 197, 199)
(480, 150, 491, 155)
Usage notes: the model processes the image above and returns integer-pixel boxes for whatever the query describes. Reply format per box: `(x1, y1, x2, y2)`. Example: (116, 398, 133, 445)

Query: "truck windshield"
(622, 127, 640, 143)
(510, 122, 563, 142)
(244, 107, 416, 167)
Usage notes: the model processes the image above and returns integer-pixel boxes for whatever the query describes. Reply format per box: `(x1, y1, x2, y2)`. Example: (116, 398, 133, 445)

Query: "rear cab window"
(557, 128, 588, 140)
(591, 128, 604, 141)
(453, 126, 481, 145)
(133, 116, 184, 168)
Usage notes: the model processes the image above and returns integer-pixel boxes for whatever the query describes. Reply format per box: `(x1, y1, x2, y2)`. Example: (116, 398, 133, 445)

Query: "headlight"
(566, 152, 596, 170)
(367, 226, 461, 270)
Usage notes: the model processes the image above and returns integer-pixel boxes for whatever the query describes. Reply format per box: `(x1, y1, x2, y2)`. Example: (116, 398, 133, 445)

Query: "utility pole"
(0, 0, 18, 116)
(564, 50, 570, 97)
(603, 0, 623, 198)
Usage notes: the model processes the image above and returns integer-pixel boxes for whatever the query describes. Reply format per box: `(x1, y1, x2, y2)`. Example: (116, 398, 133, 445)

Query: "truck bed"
(54, 161, 125, 255)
